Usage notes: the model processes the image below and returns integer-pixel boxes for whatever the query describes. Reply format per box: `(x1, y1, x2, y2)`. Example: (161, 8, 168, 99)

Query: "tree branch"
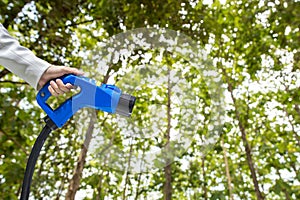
(221, 136, 234, 200)
(0, 80, 28, 85)
(65, 110, 96, 200)
(164, 61, 172, 200)
(0, 128, 28, 156)
(0, 69, 11, 79)
(220, 66, 264, 200)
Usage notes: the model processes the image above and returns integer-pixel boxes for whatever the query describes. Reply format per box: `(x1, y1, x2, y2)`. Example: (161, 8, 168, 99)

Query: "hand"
(38, 65, 84, 96)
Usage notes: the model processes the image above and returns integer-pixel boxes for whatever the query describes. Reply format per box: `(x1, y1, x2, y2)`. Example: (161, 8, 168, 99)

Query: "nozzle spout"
(116, 93, 136, 117)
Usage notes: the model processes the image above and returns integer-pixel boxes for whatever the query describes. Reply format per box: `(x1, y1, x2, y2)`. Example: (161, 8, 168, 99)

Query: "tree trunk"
(221, 67, 264, 200)
(164, 65, 172, 200)
(134, 150, 145, 200)
(65, 111, 96, 200)
(201, 156, 208, 200)
(122, 140, 134, 200)
(134, 169, 143, 200)
(56, 172, 68, 200)
(221, 136, 234, 200)
(95, 124, 115, 200)
(96, 170, 104, 200)
(65, 70, 110, 199)
(164, 163, 172, 200)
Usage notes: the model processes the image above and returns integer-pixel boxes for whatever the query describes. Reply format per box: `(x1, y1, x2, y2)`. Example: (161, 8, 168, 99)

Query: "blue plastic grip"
(36, 74, 122, 128)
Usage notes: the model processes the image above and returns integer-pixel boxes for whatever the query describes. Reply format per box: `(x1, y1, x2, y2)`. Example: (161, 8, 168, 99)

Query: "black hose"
(20, 117, 57, 200)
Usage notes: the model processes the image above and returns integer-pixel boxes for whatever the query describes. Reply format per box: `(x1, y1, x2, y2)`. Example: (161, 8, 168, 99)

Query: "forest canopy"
(0, 0, 300, 199)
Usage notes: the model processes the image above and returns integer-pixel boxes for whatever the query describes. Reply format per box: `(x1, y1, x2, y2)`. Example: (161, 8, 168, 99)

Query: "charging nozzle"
(36, 74, 136, 128)
(116, 93, 136, 117)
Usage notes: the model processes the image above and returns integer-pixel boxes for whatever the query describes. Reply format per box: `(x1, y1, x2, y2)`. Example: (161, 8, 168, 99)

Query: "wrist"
(38, 65, 52, 90)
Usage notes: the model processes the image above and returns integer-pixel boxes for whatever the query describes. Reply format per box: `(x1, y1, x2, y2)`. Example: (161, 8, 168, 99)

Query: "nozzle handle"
(36, 74, 122, 128)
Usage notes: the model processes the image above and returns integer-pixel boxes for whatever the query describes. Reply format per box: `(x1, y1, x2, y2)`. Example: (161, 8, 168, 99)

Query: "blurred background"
(0, 0, 300, 199)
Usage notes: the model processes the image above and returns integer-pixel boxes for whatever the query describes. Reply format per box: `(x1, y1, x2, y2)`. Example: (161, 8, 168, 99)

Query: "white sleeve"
(0, 24, 50, 90)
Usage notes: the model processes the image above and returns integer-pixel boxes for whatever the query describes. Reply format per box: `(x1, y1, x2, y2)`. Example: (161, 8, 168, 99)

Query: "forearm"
(0, 24, 50, 90)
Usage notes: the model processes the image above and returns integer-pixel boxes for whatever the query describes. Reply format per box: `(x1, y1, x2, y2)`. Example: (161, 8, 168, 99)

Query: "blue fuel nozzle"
(36, 74, 136, 128)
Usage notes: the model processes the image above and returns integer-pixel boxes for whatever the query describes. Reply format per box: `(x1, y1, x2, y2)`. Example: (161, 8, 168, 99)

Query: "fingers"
(62, 66, 84, 76)
(38, 65, 84, 89)
(48, 79, 74, 96)
(38, 64, 84, 96)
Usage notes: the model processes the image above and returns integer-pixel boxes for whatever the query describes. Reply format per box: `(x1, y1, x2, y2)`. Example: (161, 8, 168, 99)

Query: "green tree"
(1, 0, 300, 199)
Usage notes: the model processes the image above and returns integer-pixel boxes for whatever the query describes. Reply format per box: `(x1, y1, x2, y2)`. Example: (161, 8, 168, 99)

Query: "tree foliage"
(1, 0, 300, 199)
